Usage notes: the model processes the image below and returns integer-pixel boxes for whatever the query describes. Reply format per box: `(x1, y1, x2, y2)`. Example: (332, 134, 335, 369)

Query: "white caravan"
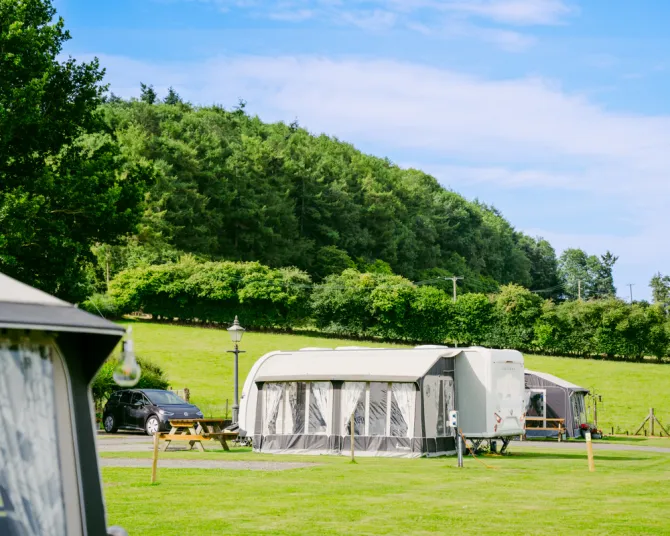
(238, 346, 526, 456)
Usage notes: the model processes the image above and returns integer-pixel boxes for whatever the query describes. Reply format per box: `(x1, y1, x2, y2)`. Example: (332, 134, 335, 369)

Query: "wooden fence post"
(651, 408, 655, 437)
(585, 431, 595, 473)
(151, 432, 160, 484)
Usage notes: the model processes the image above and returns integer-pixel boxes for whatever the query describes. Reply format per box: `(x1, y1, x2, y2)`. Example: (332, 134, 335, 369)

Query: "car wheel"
(104, 415, 118, 434)
(145, 415, 160, 436)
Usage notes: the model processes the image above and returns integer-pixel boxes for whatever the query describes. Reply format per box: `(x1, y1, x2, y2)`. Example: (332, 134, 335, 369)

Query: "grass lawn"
(120, 320, 670, 433)
(101, 446, 670, 535)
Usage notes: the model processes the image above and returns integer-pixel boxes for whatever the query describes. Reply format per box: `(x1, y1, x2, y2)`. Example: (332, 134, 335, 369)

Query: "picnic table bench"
(523, 417, 566, 441)
(160, 419, 238, 452)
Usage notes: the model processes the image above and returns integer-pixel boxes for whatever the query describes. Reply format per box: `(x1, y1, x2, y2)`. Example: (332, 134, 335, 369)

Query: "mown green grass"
(121, 320, 670, 433)
(102, 446, 670, 535)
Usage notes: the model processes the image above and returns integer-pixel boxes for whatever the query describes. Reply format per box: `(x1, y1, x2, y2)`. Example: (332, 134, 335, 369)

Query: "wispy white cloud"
(443, 0, 573, 26)
(179, 0, 574, 49)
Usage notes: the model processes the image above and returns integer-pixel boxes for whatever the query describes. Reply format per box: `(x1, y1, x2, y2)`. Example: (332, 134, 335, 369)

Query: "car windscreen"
(145, 391, 187, 405)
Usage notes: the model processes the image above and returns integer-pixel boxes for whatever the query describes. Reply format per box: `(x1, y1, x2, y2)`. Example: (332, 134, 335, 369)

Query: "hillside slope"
(122, 321, 670, 432)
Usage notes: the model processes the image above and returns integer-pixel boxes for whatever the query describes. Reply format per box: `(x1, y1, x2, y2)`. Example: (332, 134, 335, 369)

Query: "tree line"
(90, 258, 670, 360)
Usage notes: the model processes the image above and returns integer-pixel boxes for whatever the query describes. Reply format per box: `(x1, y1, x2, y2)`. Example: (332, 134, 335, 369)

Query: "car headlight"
(158, 409, 175, 416)
(196, 410, 203, 417)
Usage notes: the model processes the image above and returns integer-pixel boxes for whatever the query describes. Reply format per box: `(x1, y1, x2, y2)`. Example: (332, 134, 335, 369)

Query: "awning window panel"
(308, 382, 330, 435)
(342, 382, 366, 436)
(390, 383, 416, 438)
(368, 382, 388, 437)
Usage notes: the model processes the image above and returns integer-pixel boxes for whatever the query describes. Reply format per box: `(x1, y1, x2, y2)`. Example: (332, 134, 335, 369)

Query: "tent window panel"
(436, 380, 445, 437)
(308, 382, 330, 435)
(0, 342, 67, 536)
(341, 382, 366, 436)
(287, 382, 307, 434)
(368, 382, 388, 437)
(422, 376, 440, 438)
(263, 383, 284, 435)
(439, 377, 454, 438)
(390, 383, 415, 438)
(572, 394, 586, 426)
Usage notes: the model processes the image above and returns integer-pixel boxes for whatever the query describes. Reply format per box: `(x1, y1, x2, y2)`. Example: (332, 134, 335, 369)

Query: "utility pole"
(627, 283, 634, 303)
(447, 276, 464, 303)
(577, 280, 582, 301)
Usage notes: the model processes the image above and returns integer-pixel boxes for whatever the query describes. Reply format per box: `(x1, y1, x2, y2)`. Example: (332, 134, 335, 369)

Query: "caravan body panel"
(455, 348, 525, 438)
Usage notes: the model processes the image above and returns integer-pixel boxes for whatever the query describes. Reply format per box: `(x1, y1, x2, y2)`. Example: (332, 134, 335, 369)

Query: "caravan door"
(492, 361, 525, 435)
(526, 389, 546, 429)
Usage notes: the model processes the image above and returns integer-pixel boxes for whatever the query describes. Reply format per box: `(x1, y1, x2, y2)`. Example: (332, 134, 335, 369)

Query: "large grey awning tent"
(243, 347, 460, 457)
(524, 369, 589, 438)
(0, 272, 126, 536)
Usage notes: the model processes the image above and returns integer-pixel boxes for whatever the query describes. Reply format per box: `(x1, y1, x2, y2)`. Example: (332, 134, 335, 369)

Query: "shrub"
(91, 356, 169, 411)
(108, 257, 312, 328)
(80, 293, 120, 318)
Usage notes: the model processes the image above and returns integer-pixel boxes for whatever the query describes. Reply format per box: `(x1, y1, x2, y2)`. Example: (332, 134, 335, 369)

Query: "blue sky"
(56, 0, 670, 300)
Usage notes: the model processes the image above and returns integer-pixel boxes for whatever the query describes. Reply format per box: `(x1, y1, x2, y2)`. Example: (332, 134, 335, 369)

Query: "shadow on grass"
(504, 451, 646, 462)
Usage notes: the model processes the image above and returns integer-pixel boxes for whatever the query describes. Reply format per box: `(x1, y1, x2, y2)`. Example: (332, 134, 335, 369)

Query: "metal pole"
(350, 412, 355, 462)
(457, 431, 463, 468)
(232, 343, 239, 424)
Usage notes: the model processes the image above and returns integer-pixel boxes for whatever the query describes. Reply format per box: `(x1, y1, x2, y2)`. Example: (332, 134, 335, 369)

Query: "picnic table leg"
(189, 425, 206, 452)
(163, 426, 179, 451)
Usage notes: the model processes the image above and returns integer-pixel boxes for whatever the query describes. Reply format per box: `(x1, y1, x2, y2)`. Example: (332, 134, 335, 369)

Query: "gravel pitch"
(100, 458, 317, 471)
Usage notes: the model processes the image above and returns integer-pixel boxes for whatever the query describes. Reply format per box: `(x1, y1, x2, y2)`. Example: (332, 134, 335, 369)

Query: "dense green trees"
(0, 0, 152, 299)
(650, 273, 670, 309)
(93, 96, 560, 292)
(558, 248, 618, 301)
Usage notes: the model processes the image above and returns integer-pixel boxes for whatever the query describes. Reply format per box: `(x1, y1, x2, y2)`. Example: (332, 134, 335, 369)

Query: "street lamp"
(227, 316, 246, 424)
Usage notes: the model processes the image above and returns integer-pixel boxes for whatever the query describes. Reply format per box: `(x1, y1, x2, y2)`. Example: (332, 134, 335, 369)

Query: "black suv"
(102, 389, 203, 435)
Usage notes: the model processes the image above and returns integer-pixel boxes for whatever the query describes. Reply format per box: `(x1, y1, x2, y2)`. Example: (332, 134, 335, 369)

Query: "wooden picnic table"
(523, 417, 566, 441)
(161, 419, 238, 452)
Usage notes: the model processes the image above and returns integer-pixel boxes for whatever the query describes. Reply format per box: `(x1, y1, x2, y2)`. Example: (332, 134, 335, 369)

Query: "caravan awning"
(254, 347, 462, 382)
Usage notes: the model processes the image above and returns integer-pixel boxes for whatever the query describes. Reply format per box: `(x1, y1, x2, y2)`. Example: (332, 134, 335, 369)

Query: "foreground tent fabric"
(524, 369, 589, 438)
(239, 346, 526, 458)
(0, 272, 126, 536)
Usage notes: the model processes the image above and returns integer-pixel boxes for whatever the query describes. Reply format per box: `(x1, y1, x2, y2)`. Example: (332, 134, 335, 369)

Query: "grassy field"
(101, 446, 670, 535)
(121, 320, 670, 432)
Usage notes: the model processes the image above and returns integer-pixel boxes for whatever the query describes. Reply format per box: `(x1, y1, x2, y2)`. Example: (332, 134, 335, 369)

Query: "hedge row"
(100, 261, 670, 359)
(107, 257, 311, 328)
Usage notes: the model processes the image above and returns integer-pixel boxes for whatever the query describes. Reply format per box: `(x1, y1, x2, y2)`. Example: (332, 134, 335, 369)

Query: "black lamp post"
(227, 316, 245, 424)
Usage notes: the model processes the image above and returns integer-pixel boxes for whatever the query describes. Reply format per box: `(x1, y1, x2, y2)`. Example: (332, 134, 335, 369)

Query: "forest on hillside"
(91, 90, 563, 298)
